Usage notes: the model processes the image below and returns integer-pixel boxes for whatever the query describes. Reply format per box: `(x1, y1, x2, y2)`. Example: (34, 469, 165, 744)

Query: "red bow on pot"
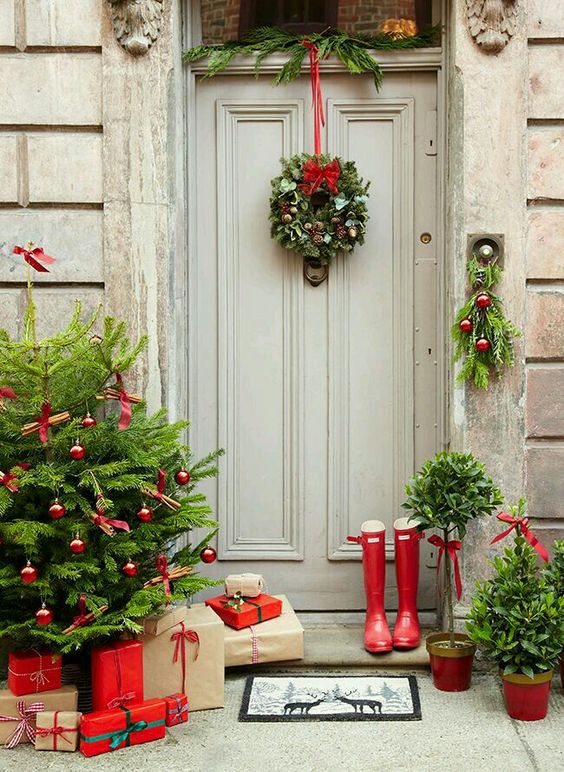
(299, 158, 340, 196)
(491, 512, 549, 562)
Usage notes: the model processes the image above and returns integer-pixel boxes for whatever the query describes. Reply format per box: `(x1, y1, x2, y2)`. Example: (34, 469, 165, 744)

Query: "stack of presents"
(0, 576, 303, 756)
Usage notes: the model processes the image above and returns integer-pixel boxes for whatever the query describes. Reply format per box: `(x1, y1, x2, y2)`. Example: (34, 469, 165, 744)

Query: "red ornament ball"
(81, 414, 97, 429)
(136, 505, 153, 523)
(459, 318, 473, 333)
(475, 292, 491, 309)
(70, 536, 86, 554)
(200, 546, 217, 564)
(122, 560, 138, 577)
(175, 469, 191, 486)
(48, 501, 66, 520)
(475, 338, 491, 352)
(69, 443, 86, 460)
(20, 561, 38, 584)
(35, 604, 53, 626)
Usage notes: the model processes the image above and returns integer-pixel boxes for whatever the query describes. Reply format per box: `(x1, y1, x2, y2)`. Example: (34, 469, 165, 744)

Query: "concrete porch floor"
(1, 670, 562, 771)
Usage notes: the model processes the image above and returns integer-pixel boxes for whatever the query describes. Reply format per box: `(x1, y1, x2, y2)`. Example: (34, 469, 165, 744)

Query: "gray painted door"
(189, 65, 441, 610)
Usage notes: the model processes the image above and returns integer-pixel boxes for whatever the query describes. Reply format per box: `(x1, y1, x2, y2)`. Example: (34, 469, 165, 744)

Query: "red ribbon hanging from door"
(302, 40, 325, 156)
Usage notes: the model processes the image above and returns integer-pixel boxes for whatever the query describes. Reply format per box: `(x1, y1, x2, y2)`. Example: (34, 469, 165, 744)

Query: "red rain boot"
(347, 520, 392, 653)
(392, 517, 423, 650)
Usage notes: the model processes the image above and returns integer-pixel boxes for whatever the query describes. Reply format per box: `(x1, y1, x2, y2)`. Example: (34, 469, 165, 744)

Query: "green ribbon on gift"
(222, 592, 263, 622)
(80, 706, 165, 750)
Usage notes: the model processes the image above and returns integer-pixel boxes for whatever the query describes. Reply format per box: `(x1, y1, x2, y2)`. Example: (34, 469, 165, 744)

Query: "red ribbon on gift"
(302, 41, 325, 156)
(249, 625, 259, 665)
(156, 554, 172, 599)
(0, 700, 44, 748)
(93, 495, 130, 534)
(0, 471, 19, 493)
(0, 386, 17, 400)
(114, 373, 132, 430)
(106, 648, 137, 709)
(13, 245, 55, 273)
(490, 512, 549, 562)
(35, 711, 77, 750)
(299, 157, 340, 196)
(171, 622, 200, 694)
(428, 535, 463, 601)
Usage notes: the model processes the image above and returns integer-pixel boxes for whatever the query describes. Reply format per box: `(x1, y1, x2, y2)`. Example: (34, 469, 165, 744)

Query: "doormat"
(239, 675, 421, 722)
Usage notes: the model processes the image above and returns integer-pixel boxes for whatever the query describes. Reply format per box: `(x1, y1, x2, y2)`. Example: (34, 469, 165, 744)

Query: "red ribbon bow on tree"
(298, 157, 340, 196)
(115, 373, 132, 430)
(171, 622, 200, 694)
(93, 495, 130, 534)
(71, 594, 91, 629)
(302, 41, 325, 156)
(490, 512, 549, 562)
(0, 386, 17, 400)
(0, 700, 45, 748)
(13, 245, 55, 273)
(0, 471, 19, 493)
(156, 554, 172, 600)
(33, 402, 51, 444)
(428, 535, 463, 600)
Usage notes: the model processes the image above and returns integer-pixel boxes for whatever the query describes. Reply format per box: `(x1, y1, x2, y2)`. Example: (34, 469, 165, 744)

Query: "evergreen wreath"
(270, 153, 370, 264)
(452, 256, 521, 390)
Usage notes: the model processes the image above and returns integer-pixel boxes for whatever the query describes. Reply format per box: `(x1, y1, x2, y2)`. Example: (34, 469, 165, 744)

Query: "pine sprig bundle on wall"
(0, 288, 222, 654)
(452, 257, 521, 390)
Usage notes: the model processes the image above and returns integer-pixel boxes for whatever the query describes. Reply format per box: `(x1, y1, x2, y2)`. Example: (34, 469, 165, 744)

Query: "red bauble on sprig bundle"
(452, 254, 521, 390)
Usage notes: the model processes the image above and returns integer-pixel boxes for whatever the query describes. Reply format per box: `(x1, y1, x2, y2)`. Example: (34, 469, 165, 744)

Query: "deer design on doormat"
(283, 691, 326, 715)
(338, 691, 383, 714)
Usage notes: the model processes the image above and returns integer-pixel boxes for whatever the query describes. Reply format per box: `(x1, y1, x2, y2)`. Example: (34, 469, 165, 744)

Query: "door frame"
(174, 1, 450, 597)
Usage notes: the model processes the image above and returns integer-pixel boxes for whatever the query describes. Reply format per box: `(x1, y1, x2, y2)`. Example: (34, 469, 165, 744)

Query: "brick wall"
(0, 0, 104, 337)
(525, 0, 564, 547)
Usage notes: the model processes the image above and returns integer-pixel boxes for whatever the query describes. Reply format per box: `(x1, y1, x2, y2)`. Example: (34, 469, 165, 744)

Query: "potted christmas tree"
(0, 245, 222, 657)
(543, 539, 564, 690)
(467, 504, 564, 720)
(402, 451, 502, 691)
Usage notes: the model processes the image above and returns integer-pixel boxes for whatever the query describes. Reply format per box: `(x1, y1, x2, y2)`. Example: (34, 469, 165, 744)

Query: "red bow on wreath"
(299, 158, 340, 196)
(13, 245, 55, 273)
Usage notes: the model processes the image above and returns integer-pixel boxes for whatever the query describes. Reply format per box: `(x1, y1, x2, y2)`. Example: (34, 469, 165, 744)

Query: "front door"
(187, 56, 442, 611)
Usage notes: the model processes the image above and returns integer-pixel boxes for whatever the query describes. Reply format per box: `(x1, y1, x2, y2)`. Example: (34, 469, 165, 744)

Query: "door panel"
(190, 69, 440, 610)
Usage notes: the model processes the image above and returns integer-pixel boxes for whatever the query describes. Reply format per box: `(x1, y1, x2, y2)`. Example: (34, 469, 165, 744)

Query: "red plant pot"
(426, 632, 476, 692)
(501, 671, 553, 721)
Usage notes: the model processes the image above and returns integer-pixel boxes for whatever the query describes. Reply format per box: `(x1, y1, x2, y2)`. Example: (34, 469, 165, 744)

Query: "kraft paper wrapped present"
(0, 685, 78, 748)
(35, 710, 81, 752)
(8, 649, 62, 696)
(140, 604, 224, 712)
(224, 595, 304, 667)
(224, 573, 264, 598)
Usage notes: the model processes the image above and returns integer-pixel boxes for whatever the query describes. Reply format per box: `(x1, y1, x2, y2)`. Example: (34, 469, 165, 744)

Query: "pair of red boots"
(348, 518, 423, 653)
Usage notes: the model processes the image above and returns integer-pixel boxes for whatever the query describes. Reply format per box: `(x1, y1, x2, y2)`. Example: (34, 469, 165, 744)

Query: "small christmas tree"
(0, 245, 222, 653)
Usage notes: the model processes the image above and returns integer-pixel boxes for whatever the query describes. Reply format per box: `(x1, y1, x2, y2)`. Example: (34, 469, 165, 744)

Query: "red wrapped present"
(79, 700, 166, 757)
(205, 592, 282, 630)
(8, 650, 62, 696)
(91, 640, 143, 712)
(164, 693, 188, 727)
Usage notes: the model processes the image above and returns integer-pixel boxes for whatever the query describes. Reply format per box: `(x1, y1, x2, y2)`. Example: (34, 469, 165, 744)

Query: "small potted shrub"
(402, 451, 502, 691)
(543, 539, 564, 689)
(467, 508, 564, 721)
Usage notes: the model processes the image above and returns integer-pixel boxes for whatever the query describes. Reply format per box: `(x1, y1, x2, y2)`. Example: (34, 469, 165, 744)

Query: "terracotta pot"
(501, 670, 553, 721)
(426, 632, 476, 692)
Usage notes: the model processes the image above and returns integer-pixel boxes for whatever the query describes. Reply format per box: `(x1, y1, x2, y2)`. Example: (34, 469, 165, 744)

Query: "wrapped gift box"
(224, 573, 264, 598)
(140, 604, 224, 712)
(142, 605, 186, 636)
(79, 699, 166, 757)
(35, 710, 81, 752)
(224, 595, 304, 667)
(0, 685, 78, 748)
(206, 592, 282, 629)
(91, 640, 143, 712)
(164, 693, 188, 727)
(8, 650, 62, 696)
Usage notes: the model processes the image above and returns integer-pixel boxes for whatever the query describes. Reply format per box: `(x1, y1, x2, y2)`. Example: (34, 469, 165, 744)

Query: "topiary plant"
(402, 451, 502, 647)
(543, 539, 564, 596)
(467, 532, 564, 678)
